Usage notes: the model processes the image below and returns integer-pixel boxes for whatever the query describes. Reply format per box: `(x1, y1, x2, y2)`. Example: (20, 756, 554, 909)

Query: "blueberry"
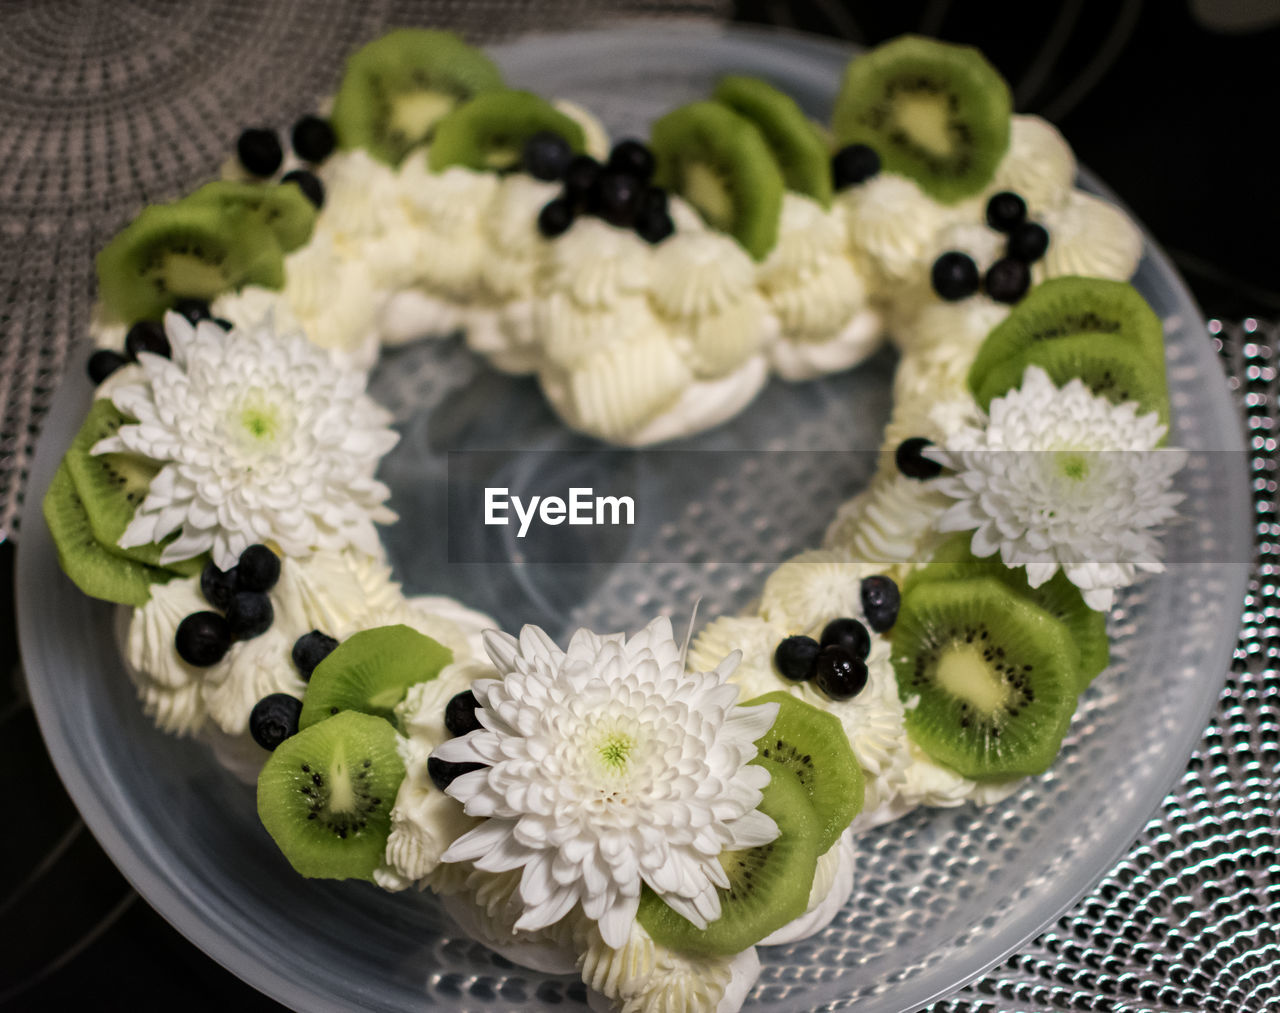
(249, 693, 302, 750)
(237, 127, 283, 177)
(592, 170, 644, 227)
(227, 590, 273, 640)
(444, 690, 483, 737)
(985, 191, 1027, 233)
(635, 207, 674, 244)
(292, 630, 339, 681)
(819, 617, 871, 661)
(172, 297, 211, 323)
(774, 635, 821, 682)
(125, 319, 171, 360)
(860, 575, 901, 633)
(236, 544, 280, 592)
(200, 560, 238, 611)
(931, 251, 981, 301)
(895, 436, 943, 480)
(984, 256, 1031, 304)
(428, 756, 486, 791)
(210, 317, 235, 331)
(175, 611, 232, 666)
(522, 130, 573, 181)
(607, 139, 655, 181)
(638, 186, 669, 217)
(1007, 221, 1050, 264)
(562, 155, 600, 200)
(538, 197, 576, 238)
(87, 349, 129, 385)
(814, 645, 869, 701)
(290, 115, 336, 163)
(281, 168, 324, 209)
(831, 144, 881, 189)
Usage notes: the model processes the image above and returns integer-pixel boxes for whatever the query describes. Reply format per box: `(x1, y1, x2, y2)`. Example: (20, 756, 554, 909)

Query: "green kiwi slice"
(427, 90, 586, 173)
(973, 333, 1170, 429)
(96, 201, 284, 323)
(331, 28, 505, 165)
(43, 462, 171, 607)
(831, 35, 1011, 204)
(744, 691, 863, 854)
(186, 181, 318, 252)
(636, 767, 819, 957)
(891, 577, 1079, 778)
(967, 277, 1166, 392)
(299, 624, 453, 730)
(904, 535, 1109, 690)
(650, 101, 786, 261)
(257, 710, 406, 880)
(62, 399, 205, 576)
(712, 75, 833, 207)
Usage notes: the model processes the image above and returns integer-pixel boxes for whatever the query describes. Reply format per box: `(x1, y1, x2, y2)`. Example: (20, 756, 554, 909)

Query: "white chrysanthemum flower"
(927, 365, 1186, 610)
(95, 312, 399, 569)
(434, 617, 781, 949)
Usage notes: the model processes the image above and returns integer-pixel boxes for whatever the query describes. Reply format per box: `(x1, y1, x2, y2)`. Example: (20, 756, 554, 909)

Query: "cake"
(43, 28, 1188, 1013)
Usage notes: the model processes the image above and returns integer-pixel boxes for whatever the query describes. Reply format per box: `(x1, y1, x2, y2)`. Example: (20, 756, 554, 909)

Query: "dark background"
(3, 1, 1277, 1009)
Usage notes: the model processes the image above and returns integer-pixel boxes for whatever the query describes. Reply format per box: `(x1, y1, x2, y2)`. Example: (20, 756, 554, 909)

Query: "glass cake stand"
(17, 22, 1252, 1013)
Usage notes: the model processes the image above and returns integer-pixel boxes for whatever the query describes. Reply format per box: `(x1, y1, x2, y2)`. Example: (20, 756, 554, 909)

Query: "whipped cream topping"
(838, 172, 959, 286)
(991, 115, 1077, 212)
(824, 472, 952, 574)
(1036, 189, 1144, 283)
(768, 307, 884, 382)
(650, 230, 757, 320)
(544, 217, 654, 309)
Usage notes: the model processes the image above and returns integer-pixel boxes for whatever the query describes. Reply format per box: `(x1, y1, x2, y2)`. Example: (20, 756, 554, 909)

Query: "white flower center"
(226, 389, 295, 456)
(1054, 450, 1091, 482)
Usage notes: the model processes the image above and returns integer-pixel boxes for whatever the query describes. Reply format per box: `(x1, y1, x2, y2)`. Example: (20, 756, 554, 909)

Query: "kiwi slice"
(428, 89, 586, 173)
(968, 277, 1166, 391)
(744, 691, 863, 855)
(904, 535, 1109, 690)
(637, 767, 819, 957)
(299, 624, 453, 730)
(332, 29, 505, 165)
(712, 75, 833, 207)
(891, 577, 1079, 778)
(650, 101, 785, 261)
(186, 181, 317, 252)
(973, 333, 1170, 429)
(831, 35, 1011, 204)
(43, 462, 171, 607)
(257, 710, 405, 880)
(62, 399, 205, 575)
(96, 201, 284, 323)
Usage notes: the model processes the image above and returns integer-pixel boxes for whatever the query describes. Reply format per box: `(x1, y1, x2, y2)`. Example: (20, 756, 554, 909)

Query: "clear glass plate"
(17, 22, 1252, 1013)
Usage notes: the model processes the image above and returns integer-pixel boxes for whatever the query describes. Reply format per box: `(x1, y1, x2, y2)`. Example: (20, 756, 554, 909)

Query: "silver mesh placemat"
(2, 5, 1277, 1010)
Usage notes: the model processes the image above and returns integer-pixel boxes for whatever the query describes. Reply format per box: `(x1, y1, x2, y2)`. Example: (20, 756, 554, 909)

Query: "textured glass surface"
(17, 25, 1252, 1013)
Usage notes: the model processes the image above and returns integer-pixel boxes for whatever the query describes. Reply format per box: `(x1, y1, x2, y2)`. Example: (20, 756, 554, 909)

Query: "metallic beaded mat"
(1, 3, 1276, 1010)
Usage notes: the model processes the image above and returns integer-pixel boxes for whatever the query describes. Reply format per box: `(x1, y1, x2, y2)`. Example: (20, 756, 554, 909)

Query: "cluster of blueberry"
(86, 298, 228, 386)
(528, 134, 676, 244)
(235, 115, 336, 209)
(931, 191, 1050, 305)
(772, 576, 900, 701)
(172, 544, 282, 667)
(426, 689, 486, 790)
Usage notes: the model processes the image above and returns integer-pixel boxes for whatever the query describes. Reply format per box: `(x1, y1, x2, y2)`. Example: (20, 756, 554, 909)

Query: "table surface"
(3, 2, 1279, 1011)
